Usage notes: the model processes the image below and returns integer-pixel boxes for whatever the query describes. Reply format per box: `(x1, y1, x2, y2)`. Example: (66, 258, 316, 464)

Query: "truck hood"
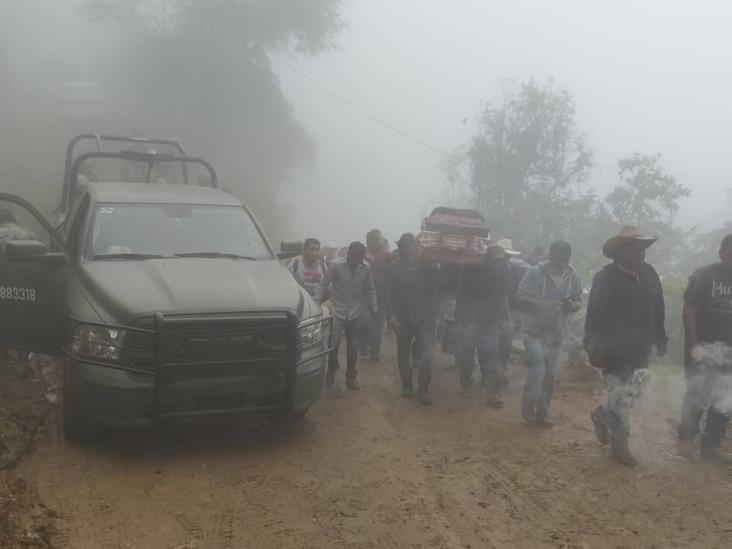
(79, 258, 311, 325)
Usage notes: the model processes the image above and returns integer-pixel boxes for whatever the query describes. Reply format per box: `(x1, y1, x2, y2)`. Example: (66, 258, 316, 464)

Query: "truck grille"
(120, 330, 156, 372)
(120, 313, 291, 372)
(160, 322, 288, 364)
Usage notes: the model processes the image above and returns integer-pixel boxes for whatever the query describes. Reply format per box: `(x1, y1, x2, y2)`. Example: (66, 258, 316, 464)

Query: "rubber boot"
(401, 379, 414, 399)
(610, 420, 636, 467)
(700, 447, 732, 465)
(325, 366, 336, 388)
(417, 371, 432, 406)
(486, 391, 504, 409)
(346, 377, 361, 391)
(417, 389, 433, 406)
(534, 409, 553, 428)
(591, 406, 610, 445)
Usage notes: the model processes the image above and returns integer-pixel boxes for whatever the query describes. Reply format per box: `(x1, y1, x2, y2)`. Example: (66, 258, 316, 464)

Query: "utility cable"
(270, 52, 451, 158)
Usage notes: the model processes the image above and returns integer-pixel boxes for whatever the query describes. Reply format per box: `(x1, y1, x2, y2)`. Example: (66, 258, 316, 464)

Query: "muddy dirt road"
(13, 341, 732, 548)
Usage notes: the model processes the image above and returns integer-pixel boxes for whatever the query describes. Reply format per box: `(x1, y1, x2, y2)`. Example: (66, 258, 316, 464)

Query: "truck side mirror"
(6, 240, 66, 264)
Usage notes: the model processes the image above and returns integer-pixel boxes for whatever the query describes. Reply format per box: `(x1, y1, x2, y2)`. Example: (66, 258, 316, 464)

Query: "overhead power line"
(270, 52, 451, 158)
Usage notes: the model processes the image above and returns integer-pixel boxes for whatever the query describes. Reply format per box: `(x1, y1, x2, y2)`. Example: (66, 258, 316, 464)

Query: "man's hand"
(545, 301, 564, 315)
(656, 340, 668, 358)
(690, 343, 707, 363)
(388, 316, 401, 332)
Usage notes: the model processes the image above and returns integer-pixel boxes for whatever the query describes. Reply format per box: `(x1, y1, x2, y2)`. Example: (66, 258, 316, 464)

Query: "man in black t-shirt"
(677, 234, 732, 463)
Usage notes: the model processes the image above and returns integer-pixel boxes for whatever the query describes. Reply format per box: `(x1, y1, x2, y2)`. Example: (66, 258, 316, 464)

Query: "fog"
(276, 0, 732, 245)
(1, 0, 731, 248)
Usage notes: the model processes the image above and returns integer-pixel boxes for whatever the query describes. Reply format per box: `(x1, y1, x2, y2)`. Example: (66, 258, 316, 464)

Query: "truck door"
(0, 193, 67, 354)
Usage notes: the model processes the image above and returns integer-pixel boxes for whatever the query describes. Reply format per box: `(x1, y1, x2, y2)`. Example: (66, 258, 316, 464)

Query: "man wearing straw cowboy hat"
(584, 226, 668, 466)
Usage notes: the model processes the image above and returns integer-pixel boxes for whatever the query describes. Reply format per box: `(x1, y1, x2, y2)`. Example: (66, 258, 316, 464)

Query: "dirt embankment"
(4, 341, 732, 548)
(0, 354, 60, 548)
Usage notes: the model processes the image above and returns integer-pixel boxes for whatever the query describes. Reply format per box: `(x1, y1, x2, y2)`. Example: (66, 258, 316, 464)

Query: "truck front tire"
(62, 364, 94, 441)
(272, 407, 309, 425)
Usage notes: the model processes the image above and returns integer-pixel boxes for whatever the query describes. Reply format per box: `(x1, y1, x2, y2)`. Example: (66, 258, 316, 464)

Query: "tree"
(83, 0, 343, 238)
(447, 79, 697, 364)
(453, 78, 594, 249)
(605, 153, 691, 273)
(606, 153, 690, 226)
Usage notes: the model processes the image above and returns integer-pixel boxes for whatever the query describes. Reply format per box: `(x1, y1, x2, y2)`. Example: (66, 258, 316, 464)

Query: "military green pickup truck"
(0, 134, 331, 439)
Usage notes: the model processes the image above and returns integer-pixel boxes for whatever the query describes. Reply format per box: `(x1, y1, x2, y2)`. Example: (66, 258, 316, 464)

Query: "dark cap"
(549, 240, 572, 259)
(366, 229, 382, 246)
(721, 234, 732, 253)
(348, 241, 366, 256)
(397, 232, 416, 250)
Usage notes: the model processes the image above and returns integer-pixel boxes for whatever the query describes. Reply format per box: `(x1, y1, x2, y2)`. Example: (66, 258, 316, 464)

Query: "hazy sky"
(274, 0, 732, 247)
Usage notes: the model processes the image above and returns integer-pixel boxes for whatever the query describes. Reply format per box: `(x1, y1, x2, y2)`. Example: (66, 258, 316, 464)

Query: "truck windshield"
(88, 203, 273, 260)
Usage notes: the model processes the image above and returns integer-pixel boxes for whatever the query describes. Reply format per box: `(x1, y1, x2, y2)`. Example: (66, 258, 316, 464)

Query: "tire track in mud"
(370, 355, 610, 549)
(19, 338, 732, 548)
(366, 355, 504, 549)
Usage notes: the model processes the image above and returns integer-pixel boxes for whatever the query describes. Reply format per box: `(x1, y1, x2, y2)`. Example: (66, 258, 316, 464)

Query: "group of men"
(287, 225, 732, 467)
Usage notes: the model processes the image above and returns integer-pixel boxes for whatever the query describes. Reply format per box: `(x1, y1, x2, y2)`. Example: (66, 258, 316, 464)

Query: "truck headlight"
(299, 319, 325, 349)
(71, 324, 126, 361)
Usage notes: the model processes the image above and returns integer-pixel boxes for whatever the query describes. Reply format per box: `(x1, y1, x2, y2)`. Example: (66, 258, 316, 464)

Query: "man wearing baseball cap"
(584, 226, 668, 466)
(517, 240, 582, 428)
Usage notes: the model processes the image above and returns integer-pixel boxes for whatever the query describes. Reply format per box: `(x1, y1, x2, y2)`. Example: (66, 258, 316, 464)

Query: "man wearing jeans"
(455, 244, 512, 408)
(517, 241, 582, 427)
(315, 241, 377, 391)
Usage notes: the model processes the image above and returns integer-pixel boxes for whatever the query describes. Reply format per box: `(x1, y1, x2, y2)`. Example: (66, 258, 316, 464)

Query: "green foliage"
(676, 221, 732, 277)
(604, 153, 691, 274)
(447, 77, 708, 365)
(607, 153, 690, 225)
(81, 0, 343, 239)
(85, 0, 344, 53)
(463, 78, 594, 249)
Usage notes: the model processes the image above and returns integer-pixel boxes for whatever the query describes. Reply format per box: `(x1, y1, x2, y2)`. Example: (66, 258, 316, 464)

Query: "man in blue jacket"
(517, 240, 582, 427)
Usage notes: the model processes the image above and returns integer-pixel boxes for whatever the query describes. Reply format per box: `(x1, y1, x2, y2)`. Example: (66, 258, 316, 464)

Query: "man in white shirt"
(287, 238, 328, 298)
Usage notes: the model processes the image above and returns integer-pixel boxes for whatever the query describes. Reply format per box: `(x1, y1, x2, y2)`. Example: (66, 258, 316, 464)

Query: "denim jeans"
(395, 315, 434, 389)
(522, 335, 561, 421)
(499, 318, 515, 372)
(359, 306, 385, 357)
(330, 313, 366, 380)
(456, 322, 501, 395)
